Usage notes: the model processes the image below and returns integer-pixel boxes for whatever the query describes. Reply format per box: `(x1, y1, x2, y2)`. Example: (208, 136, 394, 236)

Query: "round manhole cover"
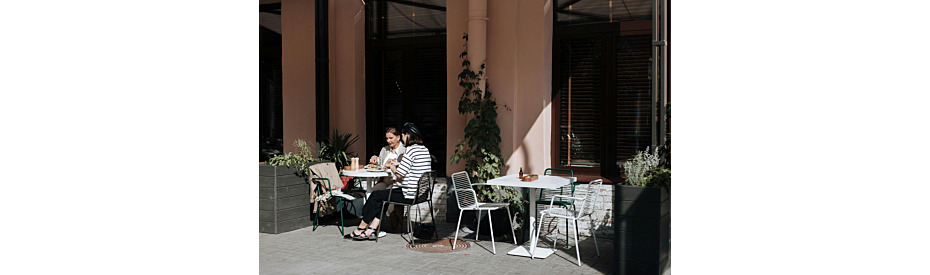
(406, 238, 470, 253)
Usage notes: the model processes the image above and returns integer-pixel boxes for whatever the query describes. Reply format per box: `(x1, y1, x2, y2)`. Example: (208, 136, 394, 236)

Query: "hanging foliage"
(449, 33, 526, 230)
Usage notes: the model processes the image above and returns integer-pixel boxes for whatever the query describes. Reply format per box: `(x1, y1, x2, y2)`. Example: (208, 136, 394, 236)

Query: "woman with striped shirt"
(349, 122, 432, 240)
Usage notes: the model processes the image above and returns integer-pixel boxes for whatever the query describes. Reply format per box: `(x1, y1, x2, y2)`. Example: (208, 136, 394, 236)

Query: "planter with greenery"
(260, 132, 361, 234)
(260, 139, 318, 234)
(614, 104, 671, 275)
(449, 33, 525, 238)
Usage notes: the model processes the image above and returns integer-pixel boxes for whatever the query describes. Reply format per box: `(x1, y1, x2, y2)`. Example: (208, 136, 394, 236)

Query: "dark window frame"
(550, 19, 654, 183)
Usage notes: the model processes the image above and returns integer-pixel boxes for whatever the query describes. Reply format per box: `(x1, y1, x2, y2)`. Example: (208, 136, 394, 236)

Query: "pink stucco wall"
(281, 0, 315, 154)
(446, 0, 554, 177)
(446, 0, 468, 175)
(330, 0, 367, 159)
(484, 0, 554, 176)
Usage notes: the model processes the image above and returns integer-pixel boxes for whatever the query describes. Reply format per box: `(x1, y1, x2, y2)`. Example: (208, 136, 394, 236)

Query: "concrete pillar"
(281, 0, 316, 153)
(467, 0, 488, 93)
(484, 0, 553, 175)
(330, 0, 367, 158)
(446, 0, 468, 176)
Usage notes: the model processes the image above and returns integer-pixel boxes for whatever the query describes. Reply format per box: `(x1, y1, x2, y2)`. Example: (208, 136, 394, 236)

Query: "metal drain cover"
(406, 238, 470, 253)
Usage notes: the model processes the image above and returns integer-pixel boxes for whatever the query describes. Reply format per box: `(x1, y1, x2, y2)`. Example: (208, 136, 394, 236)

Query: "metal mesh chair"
(450, 171, 517, 254)
(536, 168, 577, 247)
(375, 170, 439, 244)
(531, 179, 603, 266)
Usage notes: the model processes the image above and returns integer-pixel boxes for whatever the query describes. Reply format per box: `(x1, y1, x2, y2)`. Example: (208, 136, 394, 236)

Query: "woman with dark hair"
(349, 122, 432, 240)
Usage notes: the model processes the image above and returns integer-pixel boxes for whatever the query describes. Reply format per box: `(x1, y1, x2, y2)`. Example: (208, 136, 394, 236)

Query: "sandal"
(352, 227, 378, 241)
(344, 226, 366, 239)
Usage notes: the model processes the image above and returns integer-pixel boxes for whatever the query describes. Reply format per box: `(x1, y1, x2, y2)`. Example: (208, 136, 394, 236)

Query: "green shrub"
(645, 167, 671, 191)
(267, 139, 317, 176)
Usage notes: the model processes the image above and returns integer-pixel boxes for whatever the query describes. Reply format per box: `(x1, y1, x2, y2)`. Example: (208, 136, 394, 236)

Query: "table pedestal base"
(507, 246, 555, 259)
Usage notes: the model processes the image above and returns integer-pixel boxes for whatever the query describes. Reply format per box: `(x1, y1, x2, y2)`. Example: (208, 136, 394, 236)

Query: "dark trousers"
(362, 188, 413, 224)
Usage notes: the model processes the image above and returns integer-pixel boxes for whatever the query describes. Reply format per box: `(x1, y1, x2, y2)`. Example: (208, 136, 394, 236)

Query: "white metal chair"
(450, 171, 517, 254)
(531, 179, 603, 266)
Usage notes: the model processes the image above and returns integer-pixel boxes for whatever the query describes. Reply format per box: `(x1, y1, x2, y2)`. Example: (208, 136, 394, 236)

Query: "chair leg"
(428, 199, 439, 240)
(475, 209, 481, 241)
(453, 209, 463, 249)
(338, 198, 344, 235)
(506, 206, 517, 244)
(531, 212, 546, 259)
(312, 204, 319, 231)
(566, 204, 576, 248)
(405, 205, 414, 245)
(488, 209, 496, 254)
(573, 219, 581, 266)
(590, 218, 600, 256)
(376, 202, 388, 243)
(550, 216, 558, 249)
(565, 217, 570, 248)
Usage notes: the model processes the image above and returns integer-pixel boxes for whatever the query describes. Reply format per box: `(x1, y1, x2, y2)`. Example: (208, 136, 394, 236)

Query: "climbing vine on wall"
(449, 33, 526, 230)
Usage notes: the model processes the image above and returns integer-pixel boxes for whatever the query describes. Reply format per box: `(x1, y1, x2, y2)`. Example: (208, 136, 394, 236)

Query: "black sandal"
(352, 227, 378, 241)
(344, 226, 366, 239)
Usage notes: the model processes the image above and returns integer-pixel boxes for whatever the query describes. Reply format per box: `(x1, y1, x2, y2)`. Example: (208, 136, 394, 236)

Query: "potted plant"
(614, 142, 671, 274)
(260, 139, 318, 234)
(317, 129, 360, 191)
(317, 129, 360, 172)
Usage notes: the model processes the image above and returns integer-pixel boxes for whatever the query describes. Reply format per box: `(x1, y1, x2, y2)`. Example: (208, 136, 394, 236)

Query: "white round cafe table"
(341, 169, 391, 201)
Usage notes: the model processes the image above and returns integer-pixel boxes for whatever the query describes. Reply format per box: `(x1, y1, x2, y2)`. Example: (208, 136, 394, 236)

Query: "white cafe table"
(473, 174, 576, 259)
(341, 169, 391, 201)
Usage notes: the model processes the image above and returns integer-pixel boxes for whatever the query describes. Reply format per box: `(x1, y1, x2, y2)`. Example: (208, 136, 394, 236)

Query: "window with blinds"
(615, 34, 653, 163)
(366, 1, 447, 175)
(554, 0, 654, 178)
(558, 37, 604, 168)
(369, 45, 447, 175)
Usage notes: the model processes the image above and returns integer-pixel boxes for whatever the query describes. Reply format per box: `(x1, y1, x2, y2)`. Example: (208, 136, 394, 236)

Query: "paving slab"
(261, 219, 667, 275)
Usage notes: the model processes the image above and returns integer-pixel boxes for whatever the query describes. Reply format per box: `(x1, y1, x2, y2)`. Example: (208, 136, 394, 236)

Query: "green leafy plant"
(650, 102, 670, 191)
(267, 139, 317, 176)
(624, 147, 661, 187)
(645, 167, 671, 191)
(658, 102, 670, 169)
(625, 147, 671, 191)
(449, 33, 526, 230)
(317, 129, 359, 171)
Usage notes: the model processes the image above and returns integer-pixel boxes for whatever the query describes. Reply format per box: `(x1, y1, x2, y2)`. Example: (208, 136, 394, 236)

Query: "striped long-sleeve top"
(395, 144, 431, 199)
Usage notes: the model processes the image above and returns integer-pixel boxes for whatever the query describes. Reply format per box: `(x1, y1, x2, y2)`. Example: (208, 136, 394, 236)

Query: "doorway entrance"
(365, 0, 447, 175)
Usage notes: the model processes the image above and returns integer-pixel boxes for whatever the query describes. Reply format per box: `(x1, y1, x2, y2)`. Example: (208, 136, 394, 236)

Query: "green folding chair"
(311, 177, 345, 235)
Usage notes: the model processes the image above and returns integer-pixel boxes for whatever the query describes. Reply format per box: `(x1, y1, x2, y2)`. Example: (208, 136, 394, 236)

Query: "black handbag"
(412, 222, 436, 240)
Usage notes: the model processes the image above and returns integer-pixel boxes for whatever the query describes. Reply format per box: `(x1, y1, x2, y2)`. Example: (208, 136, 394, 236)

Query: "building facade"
(260, 0, 669, 182)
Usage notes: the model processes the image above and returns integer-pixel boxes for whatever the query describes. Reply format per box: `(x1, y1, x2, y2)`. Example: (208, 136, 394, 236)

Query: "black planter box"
(614, 184, 671, 275)
(259, 164, 313, 234)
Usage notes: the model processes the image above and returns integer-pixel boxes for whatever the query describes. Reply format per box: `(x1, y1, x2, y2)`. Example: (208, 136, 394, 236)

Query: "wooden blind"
(372, 46, 446, 175)
(558, 37, 604, 168)
(412, 46, 447, 174)
(615, 34, 653, 162)
(381, 49, 405, 130)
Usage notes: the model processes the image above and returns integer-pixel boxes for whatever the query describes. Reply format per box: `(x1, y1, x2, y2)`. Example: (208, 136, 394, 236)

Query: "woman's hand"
(384, 158, 396, 168)
(369, 156, 378, 164)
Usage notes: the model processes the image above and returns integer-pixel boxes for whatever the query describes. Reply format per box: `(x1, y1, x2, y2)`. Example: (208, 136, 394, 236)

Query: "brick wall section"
(408, 177, 448, 224)
(535, 184, 615, 240)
